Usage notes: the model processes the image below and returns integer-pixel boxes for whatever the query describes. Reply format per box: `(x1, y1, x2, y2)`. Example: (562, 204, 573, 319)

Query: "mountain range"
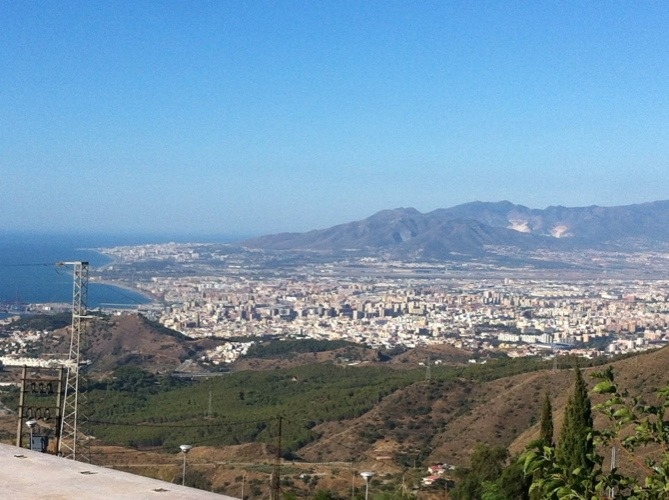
(243, 200, 669, 260)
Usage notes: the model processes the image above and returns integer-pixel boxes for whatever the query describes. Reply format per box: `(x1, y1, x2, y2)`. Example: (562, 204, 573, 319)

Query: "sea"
(0, 232, 237, 320)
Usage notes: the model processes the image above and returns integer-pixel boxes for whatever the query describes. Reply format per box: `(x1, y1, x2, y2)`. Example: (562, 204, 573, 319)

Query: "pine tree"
(539, 391, 554, 447)
(525, 369, 669, 497)
(451, 444, 508, 500)
(556, 367, 594, 474)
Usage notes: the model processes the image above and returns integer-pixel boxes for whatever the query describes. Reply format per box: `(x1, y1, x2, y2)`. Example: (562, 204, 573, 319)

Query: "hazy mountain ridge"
(243, 200, 669, 259)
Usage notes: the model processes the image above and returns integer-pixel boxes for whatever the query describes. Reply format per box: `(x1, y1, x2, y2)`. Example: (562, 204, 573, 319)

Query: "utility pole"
(15, 366, 27, 447)
(57, 261, 89, 460)
(272, 416, 282, 500)
(609, 446, 617, 499)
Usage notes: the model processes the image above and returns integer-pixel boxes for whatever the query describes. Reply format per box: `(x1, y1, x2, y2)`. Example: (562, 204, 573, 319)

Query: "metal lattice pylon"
(57, 261, 89, 460)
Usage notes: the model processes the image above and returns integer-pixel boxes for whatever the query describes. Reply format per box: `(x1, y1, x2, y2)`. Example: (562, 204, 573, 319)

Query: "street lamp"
(360, 471, 374, 500)
(179, 444, 192, 486)
(25, 419, 37, 450)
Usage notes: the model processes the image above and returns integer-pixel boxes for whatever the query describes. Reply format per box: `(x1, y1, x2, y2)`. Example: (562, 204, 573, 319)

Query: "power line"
(0, 263, 54, 268)
(86, 425, 281, 457)
(0, 261, 148, 307)
(87, 416, 275, 429)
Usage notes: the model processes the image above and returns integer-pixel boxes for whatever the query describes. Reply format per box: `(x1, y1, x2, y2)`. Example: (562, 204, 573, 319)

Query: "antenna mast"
(57, 261, 89, 460)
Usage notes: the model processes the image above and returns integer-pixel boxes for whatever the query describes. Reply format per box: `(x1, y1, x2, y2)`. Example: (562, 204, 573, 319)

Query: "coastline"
(88, 247, 159, 306)
(89, 277, 158, 306)
(0, 277, 157, 320)
(0, 238, 161, 312)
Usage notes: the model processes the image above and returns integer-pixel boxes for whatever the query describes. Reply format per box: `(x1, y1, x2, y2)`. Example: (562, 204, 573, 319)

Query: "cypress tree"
(539, 391, 554, 447)
(556, 367, 594, 473)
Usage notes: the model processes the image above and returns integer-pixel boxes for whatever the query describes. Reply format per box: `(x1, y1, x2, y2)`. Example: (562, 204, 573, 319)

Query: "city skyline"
(2, 2, 668, 237)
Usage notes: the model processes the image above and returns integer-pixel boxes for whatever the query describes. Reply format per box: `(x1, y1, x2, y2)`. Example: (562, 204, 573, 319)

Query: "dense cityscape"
(95, 244, 669, 364)
(3, 242, 669, 372)
(4, 2, 669, 496)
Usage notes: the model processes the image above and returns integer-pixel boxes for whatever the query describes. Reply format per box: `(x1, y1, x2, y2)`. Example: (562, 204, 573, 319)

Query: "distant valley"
(3, 200, 669, 497)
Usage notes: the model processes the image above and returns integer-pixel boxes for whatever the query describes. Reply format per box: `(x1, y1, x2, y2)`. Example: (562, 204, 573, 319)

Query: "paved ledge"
(0, 443, 237, 499)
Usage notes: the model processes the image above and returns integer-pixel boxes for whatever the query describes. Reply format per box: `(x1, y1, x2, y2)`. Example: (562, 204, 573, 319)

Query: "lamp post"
(25, 419, 37, 450)
(360, 471, 374, 500)
(180, 444, 192, 486)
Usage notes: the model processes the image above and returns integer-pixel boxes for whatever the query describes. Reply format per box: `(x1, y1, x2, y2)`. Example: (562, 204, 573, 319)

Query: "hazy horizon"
(2, 197, 669, 243)
(3, 3, 668, 235)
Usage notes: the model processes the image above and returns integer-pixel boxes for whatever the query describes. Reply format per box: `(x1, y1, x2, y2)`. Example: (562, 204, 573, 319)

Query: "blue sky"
(2, 1, 668, 237)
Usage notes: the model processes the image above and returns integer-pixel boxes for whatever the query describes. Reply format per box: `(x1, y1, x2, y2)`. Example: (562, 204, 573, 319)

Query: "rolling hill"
(3, 313, 668, 497)
(22, 314, 669, 471)
(28, 313, 217, 376)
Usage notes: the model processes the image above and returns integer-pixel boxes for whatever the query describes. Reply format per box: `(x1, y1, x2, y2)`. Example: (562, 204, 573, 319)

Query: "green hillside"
(86, 356, 552, 455)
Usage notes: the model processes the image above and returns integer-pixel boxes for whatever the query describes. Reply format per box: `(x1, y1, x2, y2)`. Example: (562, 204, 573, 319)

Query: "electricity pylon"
(57, 261, 89, 460)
